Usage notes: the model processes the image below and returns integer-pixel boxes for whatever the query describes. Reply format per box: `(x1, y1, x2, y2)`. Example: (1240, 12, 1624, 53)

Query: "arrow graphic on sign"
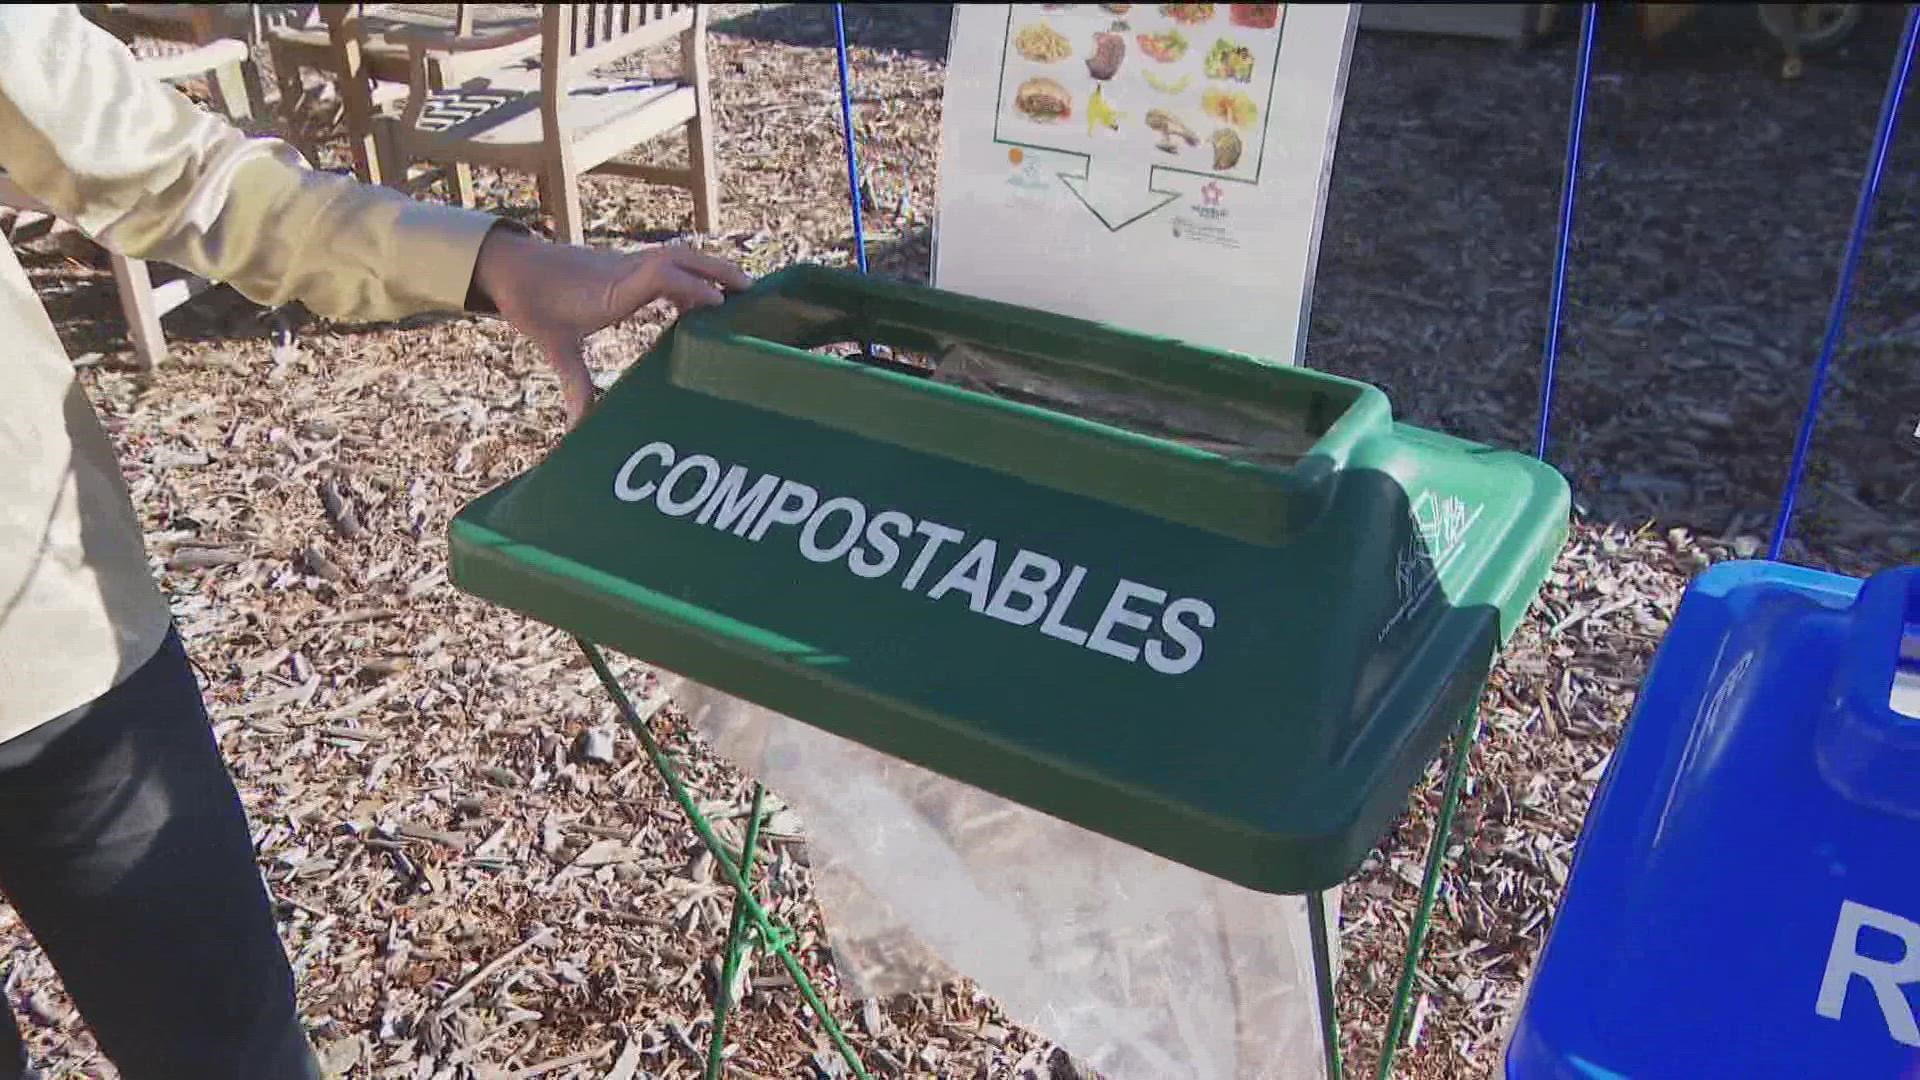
(1056, 156, 1182, 232)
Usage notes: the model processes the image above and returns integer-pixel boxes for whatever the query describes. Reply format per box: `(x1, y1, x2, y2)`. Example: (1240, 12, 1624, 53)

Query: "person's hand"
(470, 226, 753, 423)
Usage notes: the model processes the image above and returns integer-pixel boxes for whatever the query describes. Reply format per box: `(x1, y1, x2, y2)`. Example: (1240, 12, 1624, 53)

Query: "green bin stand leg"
(707, 781, 768, 1080)
(1311, 694, 1484, 1080)
(1309, 889, 1344, 1080)
(1370, 693, 1486, 1080)
(580, 640, 872, 1080)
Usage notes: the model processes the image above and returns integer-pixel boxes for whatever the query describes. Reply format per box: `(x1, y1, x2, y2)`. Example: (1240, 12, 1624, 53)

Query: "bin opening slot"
(801, 334, 1337, 471)
(708, 278, 1360, 474)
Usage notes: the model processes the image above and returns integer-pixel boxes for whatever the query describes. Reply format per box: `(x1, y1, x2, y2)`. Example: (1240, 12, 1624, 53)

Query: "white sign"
(610, 440, 1219, 675)
(933, 2, 1358, 364)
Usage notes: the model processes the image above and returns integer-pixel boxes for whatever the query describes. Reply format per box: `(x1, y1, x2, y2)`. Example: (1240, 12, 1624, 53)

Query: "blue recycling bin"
(1505, 560, 1920, 1079)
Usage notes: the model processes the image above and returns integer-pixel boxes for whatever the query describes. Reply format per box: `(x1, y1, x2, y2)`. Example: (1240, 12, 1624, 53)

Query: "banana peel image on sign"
(1087, 84, 1124, 136)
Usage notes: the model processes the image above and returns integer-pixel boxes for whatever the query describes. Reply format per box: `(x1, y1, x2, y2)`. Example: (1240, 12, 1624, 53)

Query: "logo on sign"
(1193, 181, 1227, 220)
(1004, 147, 1050, 193)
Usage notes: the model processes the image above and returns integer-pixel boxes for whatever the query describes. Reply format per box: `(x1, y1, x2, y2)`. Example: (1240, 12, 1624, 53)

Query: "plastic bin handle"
(1816, 565, 1920, 819)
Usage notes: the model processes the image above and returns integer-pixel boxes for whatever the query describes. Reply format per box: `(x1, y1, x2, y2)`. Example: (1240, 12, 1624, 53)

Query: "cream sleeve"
(0, 4, 500, 323)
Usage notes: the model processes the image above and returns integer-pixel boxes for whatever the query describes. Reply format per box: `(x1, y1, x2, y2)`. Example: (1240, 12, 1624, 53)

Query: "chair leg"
(420, 58, 476, 208)
(211, 61, 254, 122)
(545, 161, 585, 247)
(110, 253, 167, 370)
(451, 162, 477, 209)
(687, 119, 719, 235)
(346, 125, 385, 185)
(681, 21, 719, 234)
(369, 120, 406, 191)
(239, 58, 271, 120)
(270, 48, 316, 164)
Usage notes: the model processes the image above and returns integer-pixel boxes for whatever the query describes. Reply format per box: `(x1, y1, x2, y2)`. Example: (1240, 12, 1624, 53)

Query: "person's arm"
(465, 225, 752, 420)
(0, 5, 749, 419)
(0, 5, 496, 323)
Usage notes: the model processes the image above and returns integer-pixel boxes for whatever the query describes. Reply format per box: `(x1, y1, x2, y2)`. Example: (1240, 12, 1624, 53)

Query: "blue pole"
(1768, 6, 1919, 562)
(1535, 4, 1598, 462)
(833, 4, 870, 274)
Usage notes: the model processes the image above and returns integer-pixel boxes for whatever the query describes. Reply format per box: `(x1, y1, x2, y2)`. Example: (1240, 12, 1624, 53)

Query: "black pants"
(0, 630, 321, 1079)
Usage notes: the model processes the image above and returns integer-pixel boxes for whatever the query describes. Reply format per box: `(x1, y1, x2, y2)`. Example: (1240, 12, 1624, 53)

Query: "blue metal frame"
(833, 3, 869, 275)
(1535, 4, 1598, 462)
(1768, 5, 1919, 560)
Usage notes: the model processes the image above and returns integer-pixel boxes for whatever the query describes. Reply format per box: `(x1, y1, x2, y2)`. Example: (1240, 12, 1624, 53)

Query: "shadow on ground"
(711, 3, 953, 62)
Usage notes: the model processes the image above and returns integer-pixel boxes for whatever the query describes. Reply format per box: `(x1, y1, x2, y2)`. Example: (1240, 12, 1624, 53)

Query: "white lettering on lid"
(747, 480, 819, 542)
(697, 466, 780, 535)
(928, 538, 998, 613)
(799, 497, 867, 564)
(1040, 565, 1094, 647)
(656, 455, 721, 517)
(1087, 579, 1165, 663)
(1148, 597, 1215, 676)
(985, 549, 1062, 627)
(901, 521, 964, 592)
(849, 510, 912, 579)
(610, 439, 1219, 674)
(612, 441, 675, 502)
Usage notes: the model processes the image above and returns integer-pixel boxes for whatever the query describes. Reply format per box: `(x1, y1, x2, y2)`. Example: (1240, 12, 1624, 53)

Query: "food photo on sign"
(1000, 2, 1282, 180)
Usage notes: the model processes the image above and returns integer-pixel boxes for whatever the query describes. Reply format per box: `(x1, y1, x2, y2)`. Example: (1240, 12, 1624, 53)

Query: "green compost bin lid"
(449, 265, 1569, 893)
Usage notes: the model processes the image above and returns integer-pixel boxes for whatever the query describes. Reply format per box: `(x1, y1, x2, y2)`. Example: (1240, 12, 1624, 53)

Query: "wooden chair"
(78, 3, 267, 119)
(0, 39, 256, 369)
(368, 3, 720, 245)
(266, 3, 540, 202)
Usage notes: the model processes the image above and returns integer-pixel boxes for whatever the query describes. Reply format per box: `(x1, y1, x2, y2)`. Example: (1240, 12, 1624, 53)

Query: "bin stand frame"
(580, 636, 1482, 1080)
(580, 641, 874, 1080)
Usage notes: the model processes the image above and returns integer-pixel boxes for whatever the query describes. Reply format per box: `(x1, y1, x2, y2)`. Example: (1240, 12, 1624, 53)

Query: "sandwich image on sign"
(1015, 77, 1073, 123)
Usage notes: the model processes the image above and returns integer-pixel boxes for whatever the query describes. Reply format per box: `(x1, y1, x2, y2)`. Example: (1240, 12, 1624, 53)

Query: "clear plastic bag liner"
(663, 673, 1339, 1080)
